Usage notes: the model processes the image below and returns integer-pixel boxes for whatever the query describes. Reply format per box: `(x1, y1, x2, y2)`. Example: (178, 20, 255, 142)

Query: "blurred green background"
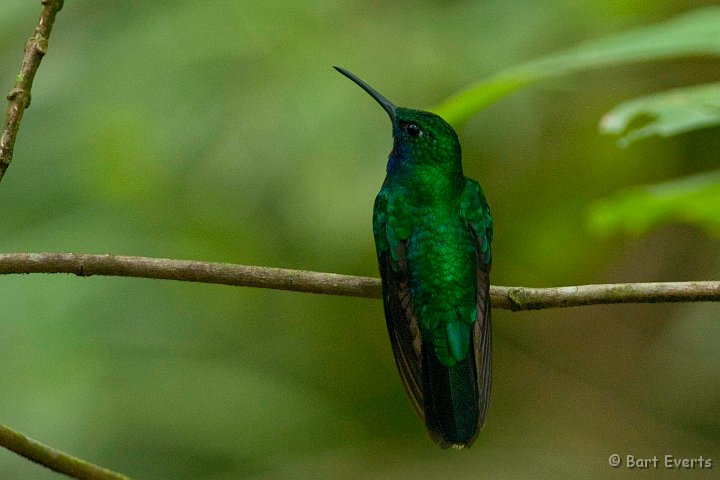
(1, 1, 719, 478)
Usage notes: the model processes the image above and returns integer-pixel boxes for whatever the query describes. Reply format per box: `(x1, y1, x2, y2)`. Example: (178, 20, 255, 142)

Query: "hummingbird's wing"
(461, 178, 493, 432)
(378, 248, 425, 415)
(472, 253, 492, 430)
(373, 189, 425, 416)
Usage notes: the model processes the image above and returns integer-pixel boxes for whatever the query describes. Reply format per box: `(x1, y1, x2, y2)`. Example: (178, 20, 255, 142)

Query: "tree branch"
(0, 423, 130, 480)
(1, 252, 719, 310)
(0, 0, 64, 182)
(1, 253, 717, 476)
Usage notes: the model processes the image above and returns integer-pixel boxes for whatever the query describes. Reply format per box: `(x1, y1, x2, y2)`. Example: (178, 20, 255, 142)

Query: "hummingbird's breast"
(380, 167, 475, 329)
(404, 203, 477, 331)
(391, 163, 464, 209)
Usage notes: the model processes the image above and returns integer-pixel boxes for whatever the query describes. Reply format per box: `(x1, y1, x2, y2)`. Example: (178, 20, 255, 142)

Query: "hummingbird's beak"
(334, 66, 396, 121)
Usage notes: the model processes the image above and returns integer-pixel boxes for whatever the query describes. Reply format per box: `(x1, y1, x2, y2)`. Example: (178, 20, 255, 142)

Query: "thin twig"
(494, 282, 720, 311)
(0, 423, 130, 480)
(0, 0, 64, 182)
(1, 252, 719, 310)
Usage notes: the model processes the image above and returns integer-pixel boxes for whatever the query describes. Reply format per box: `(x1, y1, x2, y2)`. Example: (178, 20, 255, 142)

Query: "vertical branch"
(0, 0, 65, 182)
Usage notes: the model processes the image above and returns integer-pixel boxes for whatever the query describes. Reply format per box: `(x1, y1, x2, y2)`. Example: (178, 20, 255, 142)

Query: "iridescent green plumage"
(335, 67, 493, 448)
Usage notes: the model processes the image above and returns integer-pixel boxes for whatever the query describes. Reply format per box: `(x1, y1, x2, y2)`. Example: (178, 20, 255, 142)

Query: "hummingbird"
(335, 67, 493, 448)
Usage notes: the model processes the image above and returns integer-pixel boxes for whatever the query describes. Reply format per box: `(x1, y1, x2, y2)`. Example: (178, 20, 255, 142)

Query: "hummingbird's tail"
(421, 336, 480, 448)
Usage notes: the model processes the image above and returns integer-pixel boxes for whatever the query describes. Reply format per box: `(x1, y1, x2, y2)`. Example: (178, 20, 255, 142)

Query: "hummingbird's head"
(334, 66, 461, 172)
(390, 107, 461, 168)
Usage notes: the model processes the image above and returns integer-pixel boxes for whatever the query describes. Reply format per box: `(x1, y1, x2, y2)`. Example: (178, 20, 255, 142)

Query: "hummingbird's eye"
(406, 123, 423, 138)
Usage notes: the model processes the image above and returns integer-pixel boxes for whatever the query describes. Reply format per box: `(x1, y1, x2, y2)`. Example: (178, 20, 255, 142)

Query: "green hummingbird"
(335, 67, 493, 448)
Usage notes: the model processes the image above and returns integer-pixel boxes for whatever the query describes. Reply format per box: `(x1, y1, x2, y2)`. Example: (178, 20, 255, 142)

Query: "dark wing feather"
(467, 186, 493, 436)
(377, 245, 425, 416)
(374, 189, 425, 417)
(472, 259, 492, 432)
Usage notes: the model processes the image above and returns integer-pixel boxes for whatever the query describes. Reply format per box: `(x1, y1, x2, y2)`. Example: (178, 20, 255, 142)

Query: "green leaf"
(588, 170, 720, 237)
(599, 83, 720, 147)
(432, 7, 720, 127)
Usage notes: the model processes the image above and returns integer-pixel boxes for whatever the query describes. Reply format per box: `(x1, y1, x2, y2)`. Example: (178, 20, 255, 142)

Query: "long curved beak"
(334, 66, 396, 121)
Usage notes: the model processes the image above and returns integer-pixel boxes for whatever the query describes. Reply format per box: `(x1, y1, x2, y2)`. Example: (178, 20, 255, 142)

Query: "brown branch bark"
(0, 423, 130, 480)
(0, 252, 382, 298)
(0, 0, 64, 182)
(1, 252, 719, 310)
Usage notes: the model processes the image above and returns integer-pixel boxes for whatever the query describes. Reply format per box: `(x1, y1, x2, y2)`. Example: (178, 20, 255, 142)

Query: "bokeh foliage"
(433, 7, 720, 127)
(1, 1, 719, 479)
